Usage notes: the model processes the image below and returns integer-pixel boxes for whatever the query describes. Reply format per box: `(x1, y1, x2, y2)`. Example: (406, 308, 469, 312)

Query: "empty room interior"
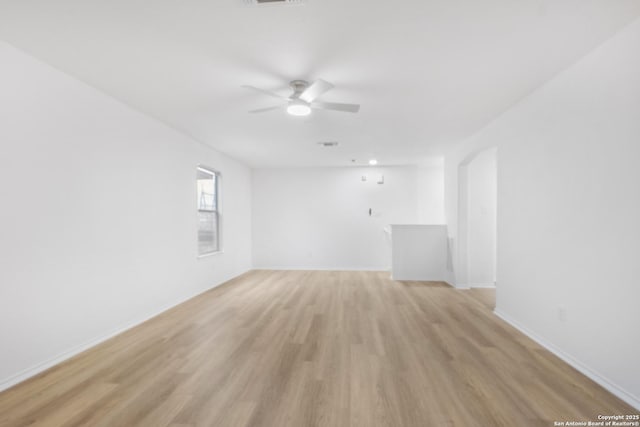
(1, 1, 640, 426)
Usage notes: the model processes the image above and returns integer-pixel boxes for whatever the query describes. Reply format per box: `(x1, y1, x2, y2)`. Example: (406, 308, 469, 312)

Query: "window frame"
(196, 165, 222, 258)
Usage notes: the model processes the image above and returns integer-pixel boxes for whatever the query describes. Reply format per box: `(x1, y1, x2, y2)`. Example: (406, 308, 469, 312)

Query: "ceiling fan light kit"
(243, 79, 360, 116)
(286, 99, 311, 116)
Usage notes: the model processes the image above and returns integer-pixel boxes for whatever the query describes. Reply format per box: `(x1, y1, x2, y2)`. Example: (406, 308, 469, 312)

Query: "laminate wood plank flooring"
(465, 288, 496, 310)
(0, 270, 635, 426)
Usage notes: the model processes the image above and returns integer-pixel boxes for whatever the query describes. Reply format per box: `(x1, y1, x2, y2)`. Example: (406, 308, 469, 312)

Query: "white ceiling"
(1, 0, 639, 167)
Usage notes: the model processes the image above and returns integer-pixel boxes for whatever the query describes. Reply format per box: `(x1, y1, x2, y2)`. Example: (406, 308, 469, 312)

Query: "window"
(197, 167, 220, 256)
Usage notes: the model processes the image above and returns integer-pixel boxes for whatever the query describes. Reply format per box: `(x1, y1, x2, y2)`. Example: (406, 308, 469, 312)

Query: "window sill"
(197, 251, 224, 259)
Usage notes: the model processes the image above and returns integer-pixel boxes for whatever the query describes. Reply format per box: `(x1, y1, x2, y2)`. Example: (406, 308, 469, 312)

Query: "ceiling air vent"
(317, 141, 339, 147)
(243, 0, 307, 6)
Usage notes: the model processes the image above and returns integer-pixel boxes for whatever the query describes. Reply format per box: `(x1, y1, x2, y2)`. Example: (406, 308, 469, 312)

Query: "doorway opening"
(457, 147, 497, 309)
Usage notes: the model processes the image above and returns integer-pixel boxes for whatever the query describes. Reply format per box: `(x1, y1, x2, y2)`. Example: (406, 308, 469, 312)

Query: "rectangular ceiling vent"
(243, 0, 307, 6)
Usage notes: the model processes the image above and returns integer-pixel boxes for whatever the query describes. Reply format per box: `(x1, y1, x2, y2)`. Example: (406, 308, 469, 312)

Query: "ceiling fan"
(242, 79, 360, 116)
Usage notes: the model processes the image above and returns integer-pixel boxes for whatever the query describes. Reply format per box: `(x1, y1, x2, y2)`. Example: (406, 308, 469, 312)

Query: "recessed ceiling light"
(287, 100, 311, 116)
(369, 159, 378, 165)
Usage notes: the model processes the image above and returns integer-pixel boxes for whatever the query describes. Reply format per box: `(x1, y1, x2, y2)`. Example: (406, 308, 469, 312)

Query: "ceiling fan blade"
(242, 85, 288, 100)
(311, 101, 360, 113)
(249, 105, 283, 113)
(299, 79, 334, 103)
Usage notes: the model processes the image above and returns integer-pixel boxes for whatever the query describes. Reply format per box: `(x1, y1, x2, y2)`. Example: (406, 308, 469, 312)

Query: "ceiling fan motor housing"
(289, 80, 309, 98)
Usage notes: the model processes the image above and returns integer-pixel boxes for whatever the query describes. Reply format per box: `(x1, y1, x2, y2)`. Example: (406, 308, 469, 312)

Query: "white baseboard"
(0, 271, 249, 393)
(391, 275, 448, 282)
(454, 283, 471, 289)
(469, 283, 496, 289)
(494, 309, 640, 410)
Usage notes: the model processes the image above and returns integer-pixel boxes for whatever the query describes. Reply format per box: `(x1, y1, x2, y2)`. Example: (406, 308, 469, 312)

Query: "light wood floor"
(0, 270, 635, 426)
(466, 288, 496, 310)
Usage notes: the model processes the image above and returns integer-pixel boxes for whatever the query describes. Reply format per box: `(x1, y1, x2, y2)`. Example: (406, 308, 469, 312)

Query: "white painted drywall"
(0, 43, 252, 390)
(252, 165, 444, 270)
(390, 225, 448, 281)
(416, 159, 446, 225)
(444, 18, 640, 407)
(467, 149, 497, 287)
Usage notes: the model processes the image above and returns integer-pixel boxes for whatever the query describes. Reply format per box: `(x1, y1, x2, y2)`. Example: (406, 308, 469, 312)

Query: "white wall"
(252, 165, 444, 270)
(466, 149, 497, 287)
(391, 225, 449, 281)
(416, 159, 446, 225)
(0, 42, 252, 390)
(444, 19, 640, 408)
